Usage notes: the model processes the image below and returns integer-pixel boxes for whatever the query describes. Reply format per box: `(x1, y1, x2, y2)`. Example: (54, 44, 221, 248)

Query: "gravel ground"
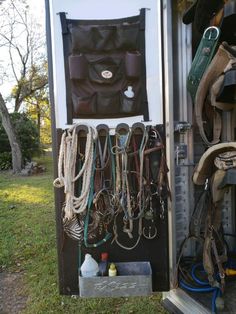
(0, 272, 27, 314)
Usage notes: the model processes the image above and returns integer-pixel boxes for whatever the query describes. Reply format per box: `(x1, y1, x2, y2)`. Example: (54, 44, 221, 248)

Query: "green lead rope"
(78, 135, 114, 271)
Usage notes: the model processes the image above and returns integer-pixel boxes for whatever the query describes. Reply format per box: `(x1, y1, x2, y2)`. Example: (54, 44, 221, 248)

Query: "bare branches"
(0, 0, 47, 173)
(9, 45, 19, 83)
(0, 0, 46, 112)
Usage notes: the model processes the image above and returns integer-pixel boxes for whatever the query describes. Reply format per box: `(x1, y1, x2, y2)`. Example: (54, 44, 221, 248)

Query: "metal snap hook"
(150, 130, 158, 139)
(150, 182, 159, 196)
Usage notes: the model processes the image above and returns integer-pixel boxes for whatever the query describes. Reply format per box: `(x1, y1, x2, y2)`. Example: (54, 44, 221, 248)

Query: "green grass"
(0, 156, 167, 314)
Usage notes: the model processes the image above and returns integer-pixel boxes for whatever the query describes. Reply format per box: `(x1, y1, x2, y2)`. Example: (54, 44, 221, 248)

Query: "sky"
(0, 0, 46, 110)
(29, 0, 45, 24)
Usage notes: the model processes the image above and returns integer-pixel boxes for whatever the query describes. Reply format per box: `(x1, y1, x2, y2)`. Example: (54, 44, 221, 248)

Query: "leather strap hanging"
(139, 8, 149, 121)
(189, 187, 210, 238)
(187, 26, 220, 102)
(59, 12, 73, 123)
(210, 62, 236, 111)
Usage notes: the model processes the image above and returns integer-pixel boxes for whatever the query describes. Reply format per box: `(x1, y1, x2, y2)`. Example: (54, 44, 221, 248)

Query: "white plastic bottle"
(80, 254, 99, 277)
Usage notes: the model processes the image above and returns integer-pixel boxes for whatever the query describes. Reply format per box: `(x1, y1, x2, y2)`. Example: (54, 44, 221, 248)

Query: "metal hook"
(142, 225, 158, 240)
(203, 26, 220, 40)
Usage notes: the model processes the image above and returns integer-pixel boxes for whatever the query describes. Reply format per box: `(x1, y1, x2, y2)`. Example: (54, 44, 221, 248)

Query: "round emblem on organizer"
(101, 70, 113, 79)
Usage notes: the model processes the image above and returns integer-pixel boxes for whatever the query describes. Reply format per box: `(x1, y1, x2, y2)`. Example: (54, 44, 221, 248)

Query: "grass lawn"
(0, 156, 168, 314)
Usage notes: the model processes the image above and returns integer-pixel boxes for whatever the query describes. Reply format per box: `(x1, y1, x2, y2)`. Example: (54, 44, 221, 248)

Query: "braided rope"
(53, 124, 97, 220)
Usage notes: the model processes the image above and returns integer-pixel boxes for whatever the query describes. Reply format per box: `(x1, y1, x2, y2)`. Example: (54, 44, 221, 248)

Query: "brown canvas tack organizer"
(59, 10, 149, 123)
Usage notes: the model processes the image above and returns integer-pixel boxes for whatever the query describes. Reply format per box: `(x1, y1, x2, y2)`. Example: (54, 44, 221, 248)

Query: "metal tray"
(79, 261, 152, 298)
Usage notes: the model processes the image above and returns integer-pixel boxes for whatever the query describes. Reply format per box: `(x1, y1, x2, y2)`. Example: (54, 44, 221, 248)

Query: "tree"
(0, 94, 22, 172)
(23, 62, 51, 145)
(0, 0, 47, 173)
(0, 112, 40, 170)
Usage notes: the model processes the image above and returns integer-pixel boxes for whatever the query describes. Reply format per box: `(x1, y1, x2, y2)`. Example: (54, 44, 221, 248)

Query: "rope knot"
(53, 177, 64, 188)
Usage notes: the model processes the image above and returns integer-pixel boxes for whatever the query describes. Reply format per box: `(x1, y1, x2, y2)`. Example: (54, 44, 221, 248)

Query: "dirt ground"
(0, 272, 27, 314)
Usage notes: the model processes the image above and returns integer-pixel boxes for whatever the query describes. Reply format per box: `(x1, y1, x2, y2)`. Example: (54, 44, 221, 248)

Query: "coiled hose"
(179, 263, 221, 313)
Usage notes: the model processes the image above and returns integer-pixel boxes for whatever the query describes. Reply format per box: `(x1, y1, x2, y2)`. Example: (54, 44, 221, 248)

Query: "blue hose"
(179, 280, 215, 293)
(212, 288, 219, 313)
(212, 288, 222, 314)
(180, 280, 219, 313)
(191, 263, 209, 286)
(180, 264, 222, 313)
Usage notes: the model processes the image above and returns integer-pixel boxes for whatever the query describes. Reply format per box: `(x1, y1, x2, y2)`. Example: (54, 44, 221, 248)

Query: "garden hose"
(178, 235, 236, 313)
(191, 263, 209, 286)
(179, 262, 222, 313)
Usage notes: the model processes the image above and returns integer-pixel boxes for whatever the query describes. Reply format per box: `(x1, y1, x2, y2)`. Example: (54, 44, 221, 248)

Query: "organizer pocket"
(115, 23, 140, 50)
(125, 51, 141, 79)
(93, 26, 116, 51)
(120, 87, 140, 114)
(70, 25, 116, 52)
(70, 22, 140, 52)
(88, 57, 123, 84)
(72, 93, 96, 116)
(97, 91, 120, 115)
(69, 54, 87, 80)
(70, 25, 95, 53)
(120, 94, 136, 114)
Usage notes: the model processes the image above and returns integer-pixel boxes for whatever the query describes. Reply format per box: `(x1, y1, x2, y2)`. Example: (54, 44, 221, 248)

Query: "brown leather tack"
(193, 142, 236, 185)
(210, 169, 227, 203)
(195, 43, 236, 146)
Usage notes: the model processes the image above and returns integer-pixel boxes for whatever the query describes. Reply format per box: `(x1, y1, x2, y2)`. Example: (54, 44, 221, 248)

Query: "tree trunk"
(36, 102, 41, 140)
(0, 93, 22, 174)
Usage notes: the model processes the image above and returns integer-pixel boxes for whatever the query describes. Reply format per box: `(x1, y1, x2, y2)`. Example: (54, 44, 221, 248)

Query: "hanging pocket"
(93, 26, 116, 51)
(125, 51, 141, 79)
(69, 54, 87, 80)
(72, 93, 96, 116)
(70, 25, 95, 53)
(88, 56, 123, 84)
(97, 91, 120, 115)
(115, 23, 139, 50)
(70, 24, 116, 52)
(120, 87, 140, 114)
(120, 94, 136, 114)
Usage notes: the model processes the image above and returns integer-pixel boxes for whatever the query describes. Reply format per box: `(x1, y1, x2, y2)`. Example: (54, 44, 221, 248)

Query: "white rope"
(53, 123, 97, 220)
